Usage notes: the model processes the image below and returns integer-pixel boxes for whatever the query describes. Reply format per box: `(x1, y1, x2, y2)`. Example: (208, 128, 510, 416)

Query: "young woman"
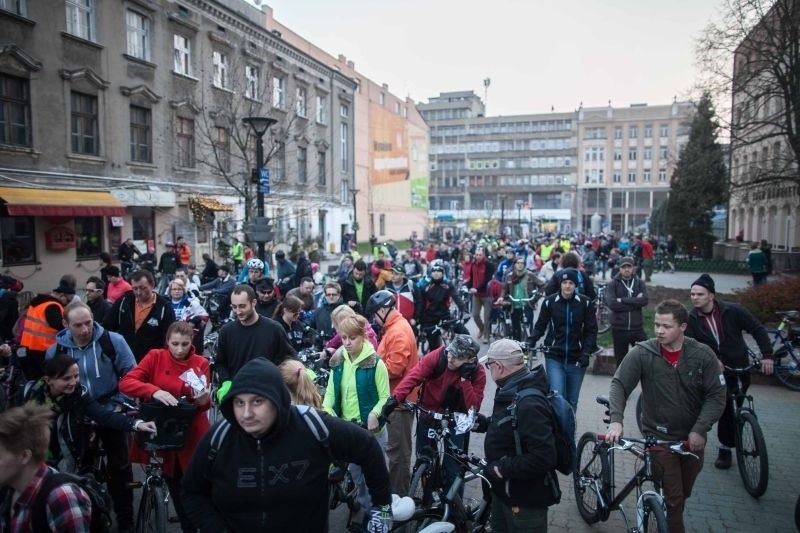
(273, 295, 306, 351)
(322, 304, 379, 359)
(24, 353, 156, 474)
(119, 321, 211, 533)
(278, 358, 322, 408)
(167, 278, 208, 354)
(322, 313, 390, 510)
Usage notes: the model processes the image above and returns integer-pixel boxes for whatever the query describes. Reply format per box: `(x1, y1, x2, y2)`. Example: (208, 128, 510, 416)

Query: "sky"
(255, 0, 724, 117)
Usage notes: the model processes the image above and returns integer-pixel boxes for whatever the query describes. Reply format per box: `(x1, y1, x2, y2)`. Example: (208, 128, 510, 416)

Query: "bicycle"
(766, 310, 800, 391)
(202, 331, 222, 424)
(489, 303, 512, 342)
(506, 290, 543, 342)
(0, 349, 26, 412)
(416, 317, 467, 355)
(594, 283, 611, 334)
(574, 395, 698, 533)
(724, 352, 769, 498)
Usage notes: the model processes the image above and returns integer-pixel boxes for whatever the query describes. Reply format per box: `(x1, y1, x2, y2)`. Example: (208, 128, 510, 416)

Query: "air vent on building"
(178, 6, 189, 16)
(217, 25, 226, 32)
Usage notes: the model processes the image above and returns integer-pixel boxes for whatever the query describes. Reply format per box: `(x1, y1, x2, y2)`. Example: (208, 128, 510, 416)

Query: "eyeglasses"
(483, 360, 500, 370)
(325, 293, 340, 298)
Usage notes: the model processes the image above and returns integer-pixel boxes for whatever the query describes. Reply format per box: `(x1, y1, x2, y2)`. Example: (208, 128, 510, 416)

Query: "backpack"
(31, 470, 113, 533)
(207, 405, 333, 464)
(508, 387, 576, 476)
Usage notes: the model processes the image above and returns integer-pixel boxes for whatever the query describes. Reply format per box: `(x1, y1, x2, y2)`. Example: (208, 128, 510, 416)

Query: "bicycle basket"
(136, 401, 196, 451)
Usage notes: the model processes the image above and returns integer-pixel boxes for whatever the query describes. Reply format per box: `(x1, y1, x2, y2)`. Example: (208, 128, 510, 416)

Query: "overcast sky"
(258, 0, 724, 117)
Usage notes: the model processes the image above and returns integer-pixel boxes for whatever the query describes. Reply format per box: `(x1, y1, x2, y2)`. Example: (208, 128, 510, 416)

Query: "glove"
(459, 362, 477, 381)
(363, 504, 391, 533)
(216, 380, 232, 403)
(381, 397, 399, 420)
(578, 354, 590, 368)
(473, 413, 489, 433)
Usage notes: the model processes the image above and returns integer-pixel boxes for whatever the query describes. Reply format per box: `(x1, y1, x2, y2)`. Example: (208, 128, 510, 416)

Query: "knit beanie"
(691, 273, 716, 294)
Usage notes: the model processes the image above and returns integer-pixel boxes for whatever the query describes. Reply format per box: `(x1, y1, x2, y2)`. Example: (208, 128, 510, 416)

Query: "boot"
(714, 448, 732, 469)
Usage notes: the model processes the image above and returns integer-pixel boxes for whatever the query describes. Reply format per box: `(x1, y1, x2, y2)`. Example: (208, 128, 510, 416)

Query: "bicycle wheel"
(774, 354, 800, 391)
(491, 315, 510, 341)
(596, 304, 611, 334)
(574, 432, 608, 524)
(641, 493, 668, 533)
(408, 461, 431, 507)
(736, 410, 769, 498)
(135, 484, 167, 533)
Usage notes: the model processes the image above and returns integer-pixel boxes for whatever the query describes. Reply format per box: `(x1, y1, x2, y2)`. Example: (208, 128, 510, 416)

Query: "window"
(0, 73, 31, 147)
(131, 206, 154, 241)
(316, 95, 327, 124)
(1, 216, 35, 265)
(173, 34, 191, 75)
(213, 127, 230, 172)
(658, 170, 667, 182)
(395, 102, 400, 114)
(70, 92, 98, 155)
(643, 171, 651, 182)
(212, 51, 228, 89)
(75, 217, 102, 259)
(643, 147, 652, 160)
(379, 93, 385, 106)
(65, 0, 94, 41)
(613, 171, 621, 183)
(379, 214, 385, 235)
(613, 148, 622, 161)
(659, 147, 668, 160)
(614, 126, 622, 139)
(129, 105, 151, 162)
(126, 10, 150, 61)
(629, 125, 637, 139)
(245, 65, 259, 99)
(317, 151, 326, 185)
(296, 87, 306, 116)
(660, 124, 668, 137)
(0, 0, 26, 16)
(627, 171, 636, 183)
(272, 143, 285, 182)
(176, 117, 194, 168)
(644, 124, 653, 138)
(271, 77, 284, 108)
(340, 104, 348, 118)
(340, 123, 348, 171)
(297, 146, 307, 183)
(628, 148, 637, 160)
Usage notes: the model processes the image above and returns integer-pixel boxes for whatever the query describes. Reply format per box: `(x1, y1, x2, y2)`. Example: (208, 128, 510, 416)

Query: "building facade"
(576, 101, 693, 235)
(0, 0, 355, 292)
(263, 6, 429, 248)
(418, 91, 577, 236)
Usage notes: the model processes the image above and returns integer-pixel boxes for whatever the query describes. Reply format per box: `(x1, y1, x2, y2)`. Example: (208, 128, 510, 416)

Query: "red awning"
(0, 187, 126, 217)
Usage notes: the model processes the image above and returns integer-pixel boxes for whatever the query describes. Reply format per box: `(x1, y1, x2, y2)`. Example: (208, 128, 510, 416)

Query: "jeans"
(544, 357, 586, 411)
(386, 409, 415, 496)
(415, 416, 469, 495)
(489, 502, 548, 533)
(653, 447, 705, 533)
(349, 427, 388, 510)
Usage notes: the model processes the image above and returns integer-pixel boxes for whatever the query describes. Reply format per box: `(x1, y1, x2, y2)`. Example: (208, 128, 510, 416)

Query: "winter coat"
(119, 347, 211, 478)
(323, 342, 390, 426)
(482, 366, 559, 509)
(605, 274, 648, 331)
(502, 270, 543, 307)
(466, 258, 493, 297)
(530, 292, 597, 365)
(686, 300, 773, 367)
(103, 291, 175, 362)
(86, 296, 112, 325)
(182, 358, 391, 532)
(609, 338, 726, 441)
(414, 279, 464, 325)
(340, 275, 378, 316)
(376, 311, 418, 393)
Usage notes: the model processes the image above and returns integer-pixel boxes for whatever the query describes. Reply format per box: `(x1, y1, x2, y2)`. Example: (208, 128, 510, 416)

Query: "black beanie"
(691, 273, 716, 294)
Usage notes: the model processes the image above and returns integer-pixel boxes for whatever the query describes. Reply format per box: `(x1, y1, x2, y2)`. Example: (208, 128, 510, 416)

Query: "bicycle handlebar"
(597, 434, 696, 457)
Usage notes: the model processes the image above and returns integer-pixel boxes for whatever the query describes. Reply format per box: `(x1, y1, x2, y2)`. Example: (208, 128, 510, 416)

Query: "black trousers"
(422, 321, 469, 352)
(612, 328, 648, 367)
(718, 371, 749, 448)
(510, 307, 533, 342)
(95, 426, 134, 527)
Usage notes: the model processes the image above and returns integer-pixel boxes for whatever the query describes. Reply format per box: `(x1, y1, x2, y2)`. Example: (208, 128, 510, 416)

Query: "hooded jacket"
(340, 274, 378, 315)
(609, 338, 726, 441)
(482, 366, 559, 509)
(45, 323, 136, 406)
(530, 292, 598, 364)
(103, 291, 176, 362)
(605, 273, 648, 331)
(181, 358, 391, 532)
(323, 341, 390, 425)
(414, 278, 464, 325)
(376, 311, 418, 393)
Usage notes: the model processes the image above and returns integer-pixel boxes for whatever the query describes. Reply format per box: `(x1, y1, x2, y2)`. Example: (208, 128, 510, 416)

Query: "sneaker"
(714, 448, 732, 469)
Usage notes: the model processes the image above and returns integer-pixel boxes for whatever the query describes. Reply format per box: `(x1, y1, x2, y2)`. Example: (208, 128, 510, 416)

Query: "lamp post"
(351, 188, 360, 249)
(242, 116, 277, 261)
(499, 195, 506, 237)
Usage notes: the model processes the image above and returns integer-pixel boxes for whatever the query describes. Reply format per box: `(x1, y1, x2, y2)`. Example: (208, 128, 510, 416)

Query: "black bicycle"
(594, 283, 611, 334)
(416, 317, 467, 355)
(766, 310, 800, 391)
(574, 395, 698, 533)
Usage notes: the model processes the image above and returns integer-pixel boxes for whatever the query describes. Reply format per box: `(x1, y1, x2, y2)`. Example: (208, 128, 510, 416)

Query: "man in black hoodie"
(475, 339, 559, 531)
(182, 357, 392, 532)
(605, 256, 648, 367)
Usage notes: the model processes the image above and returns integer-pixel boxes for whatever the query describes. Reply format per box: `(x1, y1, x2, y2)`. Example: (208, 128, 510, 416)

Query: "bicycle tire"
(641, 493, 668, 533)
(408, 461, 431, 507)
(596, 304, 611, 334)
(736, 410, 769, 498)
(491, 315, 510, 342)
(774, 355, 800, 391)
(135, 483, 167, 533)
(574, 432, 607, 524)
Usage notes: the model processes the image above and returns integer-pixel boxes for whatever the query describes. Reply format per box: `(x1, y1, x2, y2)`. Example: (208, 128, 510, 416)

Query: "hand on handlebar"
(760, 358, 774, 376)
(687, 431, 705, 452)
(605, 422, 623, 444)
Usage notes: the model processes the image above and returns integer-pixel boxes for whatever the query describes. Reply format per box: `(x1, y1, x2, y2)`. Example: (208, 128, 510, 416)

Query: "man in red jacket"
(467, 248, 494, 343)
(382, 334, 486, 492)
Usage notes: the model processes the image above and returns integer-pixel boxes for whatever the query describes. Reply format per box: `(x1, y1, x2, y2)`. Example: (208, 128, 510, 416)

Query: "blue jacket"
(45, 323, 136, 407)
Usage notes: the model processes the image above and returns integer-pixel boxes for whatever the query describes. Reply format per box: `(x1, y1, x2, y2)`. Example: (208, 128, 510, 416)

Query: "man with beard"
(215, 285, 296, 401)
(341, 260, 377, 317)
(414, 263, 467, 351)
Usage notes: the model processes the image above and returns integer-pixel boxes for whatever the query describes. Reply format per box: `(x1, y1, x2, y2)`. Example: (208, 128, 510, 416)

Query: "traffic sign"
(259, 168, 270, 194)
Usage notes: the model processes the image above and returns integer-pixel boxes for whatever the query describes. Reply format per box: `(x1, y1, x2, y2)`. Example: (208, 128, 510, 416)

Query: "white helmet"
(246, 258, 265, 271)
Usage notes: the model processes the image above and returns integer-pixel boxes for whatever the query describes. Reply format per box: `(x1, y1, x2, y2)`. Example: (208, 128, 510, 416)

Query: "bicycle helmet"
(246, 258, 265, 271)
(429, 259, 445, 273)
(365, 290, 396, 318)
(446, 334, 480, 360)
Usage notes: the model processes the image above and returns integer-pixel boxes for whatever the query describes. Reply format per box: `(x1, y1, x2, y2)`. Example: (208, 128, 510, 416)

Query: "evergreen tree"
(665, 94, 728, 258)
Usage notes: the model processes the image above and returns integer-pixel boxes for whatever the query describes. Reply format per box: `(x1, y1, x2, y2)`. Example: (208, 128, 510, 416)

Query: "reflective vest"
(20, 300, 63, 352)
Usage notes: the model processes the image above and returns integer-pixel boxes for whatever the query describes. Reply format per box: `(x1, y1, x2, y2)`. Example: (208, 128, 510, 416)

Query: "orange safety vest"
(19, 300, 63, 352)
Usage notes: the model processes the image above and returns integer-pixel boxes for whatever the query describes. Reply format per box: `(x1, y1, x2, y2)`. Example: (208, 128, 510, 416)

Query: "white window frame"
(316, 95, 327, 124)
(245, 65, 259, 100)
(126, 10, 150, 61)
(173, 34, 191, 75)
(271, 76, 285, 109)
(340, 104, 348, 118)
(296, 87, 307, 117)
(340, 122, 348, 171)
(65, 0, 94, 41)
(212, 51, 228, 89)
(1, 0, 27, 16)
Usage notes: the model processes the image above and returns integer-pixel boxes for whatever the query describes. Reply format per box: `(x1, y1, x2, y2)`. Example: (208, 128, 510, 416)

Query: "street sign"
(258, 167, 270, 194)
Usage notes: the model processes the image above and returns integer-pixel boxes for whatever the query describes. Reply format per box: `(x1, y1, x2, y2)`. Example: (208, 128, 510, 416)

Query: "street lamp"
(242, 116, 277, 261)
(351, 188, 360, 249)
(499, 195, 506, 237)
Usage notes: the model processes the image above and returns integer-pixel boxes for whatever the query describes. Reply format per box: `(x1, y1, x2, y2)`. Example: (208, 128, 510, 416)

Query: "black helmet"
(446, 334, 480, 360)
(365, 290, 395, 317)
(275, 249, 286, 259)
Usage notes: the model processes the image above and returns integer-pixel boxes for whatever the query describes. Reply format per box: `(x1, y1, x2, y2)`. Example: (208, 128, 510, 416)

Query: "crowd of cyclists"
(0, 228, 787, 532)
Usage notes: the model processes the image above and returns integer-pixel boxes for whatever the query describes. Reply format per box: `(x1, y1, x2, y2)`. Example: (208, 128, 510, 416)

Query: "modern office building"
(576, 101, 693, 234)
(0, 0, 356, 292)
(419, 91, 577, 236)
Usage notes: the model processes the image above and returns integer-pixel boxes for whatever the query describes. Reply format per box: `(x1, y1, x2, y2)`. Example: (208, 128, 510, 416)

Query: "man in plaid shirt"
(0, 403, 91, 532)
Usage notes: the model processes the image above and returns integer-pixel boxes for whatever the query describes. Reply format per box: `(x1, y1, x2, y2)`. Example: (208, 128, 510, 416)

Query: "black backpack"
(31, 470, 113, 533)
